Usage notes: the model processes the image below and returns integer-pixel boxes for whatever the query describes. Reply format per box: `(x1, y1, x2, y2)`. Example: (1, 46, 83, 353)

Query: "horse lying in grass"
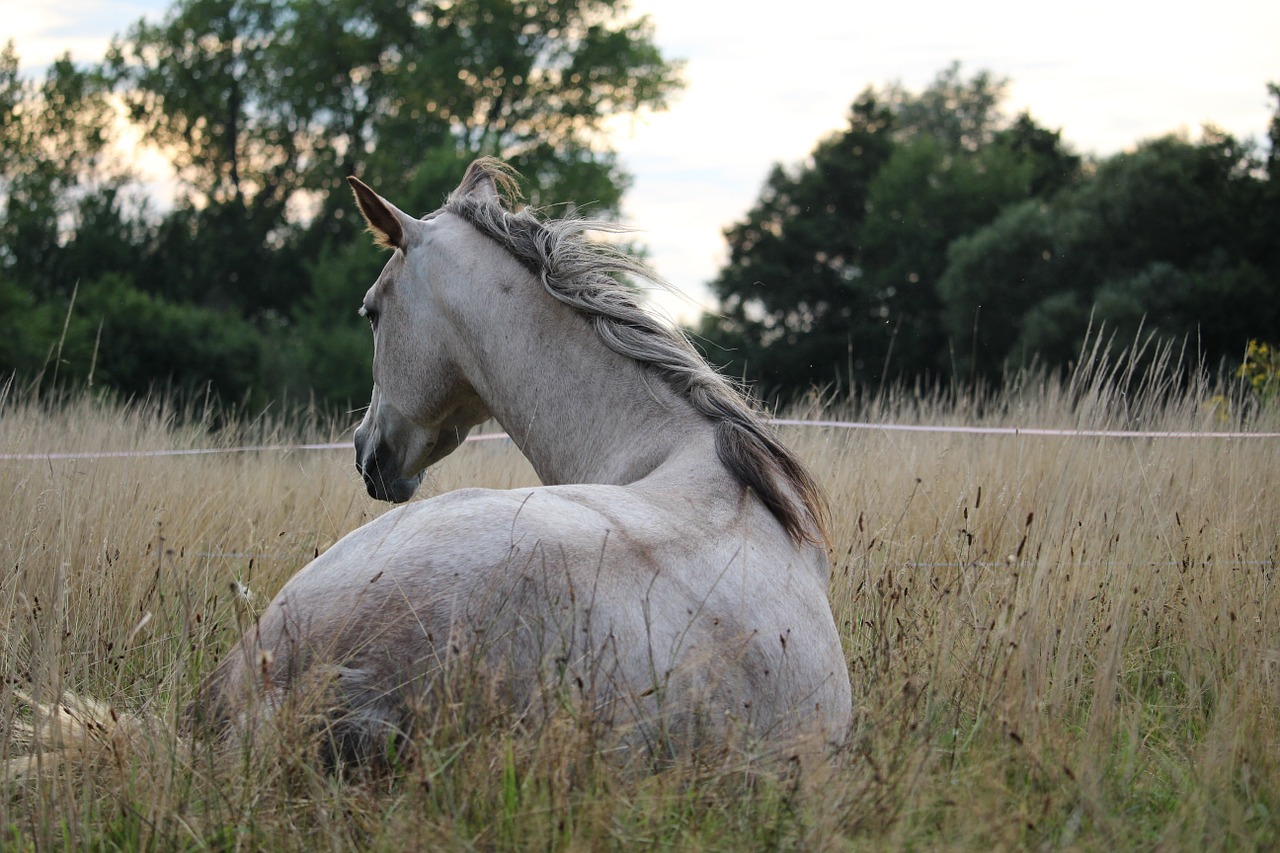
(97, 159, 855, 764)
(195, 159, 854, 760)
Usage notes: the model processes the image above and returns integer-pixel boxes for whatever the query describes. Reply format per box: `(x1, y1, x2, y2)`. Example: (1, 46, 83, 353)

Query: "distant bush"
(1239, 339, 1280, 406)
(1, 273, 265, 405)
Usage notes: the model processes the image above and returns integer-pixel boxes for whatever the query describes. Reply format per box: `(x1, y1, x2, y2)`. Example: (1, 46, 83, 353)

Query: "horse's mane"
(444, 158, 830, 547)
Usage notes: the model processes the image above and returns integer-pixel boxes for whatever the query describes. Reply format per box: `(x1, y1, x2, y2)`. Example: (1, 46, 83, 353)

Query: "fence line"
(2, 419, 1277, 461)
(0, 432, 510, 461)
(769, 418, 1280, 439)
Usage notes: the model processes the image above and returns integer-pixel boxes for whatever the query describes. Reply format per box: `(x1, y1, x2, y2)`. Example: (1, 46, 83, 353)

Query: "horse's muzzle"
(355, 446, 423, 503)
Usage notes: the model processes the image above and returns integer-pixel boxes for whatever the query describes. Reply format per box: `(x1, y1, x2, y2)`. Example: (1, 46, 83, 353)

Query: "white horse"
(199, 159, 852, 759)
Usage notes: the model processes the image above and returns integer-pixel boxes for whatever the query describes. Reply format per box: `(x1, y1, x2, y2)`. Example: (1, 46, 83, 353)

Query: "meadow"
(2, 347, 1278, 850)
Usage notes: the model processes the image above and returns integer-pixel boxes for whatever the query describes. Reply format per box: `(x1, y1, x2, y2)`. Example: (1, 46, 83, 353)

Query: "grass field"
(2, 348, 1278, 850)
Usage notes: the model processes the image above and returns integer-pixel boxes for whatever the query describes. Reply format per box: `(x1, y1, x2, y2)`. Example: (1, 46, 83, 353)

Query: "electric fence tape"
(2, 419, 1277, 461)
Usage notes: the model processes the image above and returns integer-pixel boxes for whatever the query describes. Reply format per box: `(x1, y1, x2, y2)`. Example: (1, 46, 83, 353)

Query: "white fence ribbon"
(0, 432, 512, 461)
(769, 418, 1280, 439)
(1, 419, 1276, 461)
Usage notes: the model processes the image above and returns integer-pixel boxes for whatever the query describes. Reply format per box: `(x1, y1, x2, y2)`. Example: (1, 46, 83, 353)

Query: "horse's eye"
(360, 305, 379, 329)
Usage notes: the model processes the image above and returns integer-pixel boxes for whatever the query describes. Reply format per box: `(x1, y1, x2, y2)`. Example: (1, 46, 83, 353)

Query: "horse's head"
(346, 174, 494, 502)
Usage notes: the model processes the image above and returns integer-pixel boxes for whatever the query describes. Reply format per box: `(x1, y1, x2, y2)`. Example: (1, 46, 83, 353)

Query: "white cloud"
(2, 1, 169, 67)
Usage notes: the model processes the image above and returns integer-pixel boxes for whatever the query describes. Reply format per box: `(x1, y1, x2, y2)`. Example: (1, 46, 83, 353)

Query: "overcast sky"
(7, 0, 1279, 321)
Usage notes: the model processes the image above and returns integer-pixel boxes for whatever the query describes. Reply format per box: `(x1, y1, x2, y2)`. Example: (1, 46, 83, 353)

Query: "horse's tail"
(6, 690, 185, 778)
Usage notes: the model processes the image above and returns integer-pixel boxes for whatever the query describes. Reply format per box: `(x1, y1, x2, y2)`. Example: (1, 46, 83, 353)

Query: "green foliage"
(105, 0, 678, 216)
(1, 1, 681, 407)
(107, 0, 292, 207)
(700, 64, 1082, 397)
(1239, 339, 1280, 404)
(704, 63, 1278, 401)
(696, 89, 895, 394)
(6, 12, 1276, 409)
(0, 278, 60, 375)
(281, 238, 385, 407)
(941, 131, 1278, 378)
(14, 274, 266, 403)
(1, 42, 116, 300)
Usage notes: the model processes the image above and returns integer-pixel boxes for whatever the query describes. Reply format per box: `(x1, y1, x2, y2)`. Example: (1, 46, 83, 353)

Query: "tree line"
(700, 65, 1280, 399)
(2, 8, 1277, 409)
(1, 0, 679, 409)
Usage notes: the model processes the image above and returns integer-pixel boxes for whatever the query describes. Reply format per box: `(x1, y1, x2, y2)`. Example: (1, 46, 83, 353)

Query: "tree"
(82, 0, 681, 406)
(1, 0, 672, 405)
(698, 90, 896, 394)
(107, 0, 680, 220)
(0, 43, 130, 384)
(700, 64, 1079, 398)
(1, 43, 116, 299)
(1260, 83, 1280, 280)
(939, 122, 1278, 378)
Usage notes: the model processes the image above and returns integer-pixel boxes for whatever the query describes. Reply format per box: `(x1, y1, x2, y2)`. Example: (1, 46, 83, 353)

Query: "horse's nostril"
(357, 452, 378, 482)
(354, 434, 375, 476)
(355, 447, 380, 492)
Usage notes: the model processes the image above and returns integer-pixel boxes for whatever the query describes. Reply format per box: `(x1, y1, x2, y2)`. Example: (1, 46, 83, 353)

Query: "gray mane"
(444, 158, 829, 546)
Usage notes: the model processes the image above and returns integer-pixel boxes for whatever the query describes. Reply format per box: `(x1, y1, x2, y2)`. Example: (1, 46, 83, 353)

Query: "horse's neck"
(457, 284, 713, 488)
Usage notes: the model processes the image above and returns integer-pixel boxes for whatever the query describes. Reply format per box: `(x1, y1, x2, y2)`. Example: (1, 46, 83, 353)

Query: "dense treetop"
(1, 0, 680, 407)
(700, 66, 1279, 399)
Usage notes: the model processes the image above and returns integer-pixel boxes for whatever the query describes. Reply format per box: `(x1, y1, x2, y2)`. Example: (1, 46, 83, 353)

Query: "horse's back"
(203, 482, 851, 750)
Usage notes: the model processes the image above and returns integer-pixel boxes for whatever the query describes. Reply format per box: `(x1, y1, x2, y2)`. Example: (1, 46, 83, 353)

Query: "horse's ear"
(465, 171, 500, 204)
(454, 157, 522, 207)
(347, 176, 406, 251)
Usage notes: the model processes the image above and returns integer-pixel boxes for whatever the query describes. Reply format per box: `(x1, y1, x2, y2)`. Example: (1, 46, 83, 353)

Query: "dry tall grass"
(2, 350, 1278, 850)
